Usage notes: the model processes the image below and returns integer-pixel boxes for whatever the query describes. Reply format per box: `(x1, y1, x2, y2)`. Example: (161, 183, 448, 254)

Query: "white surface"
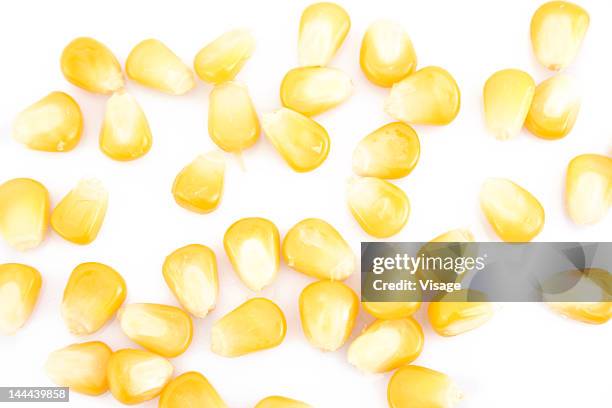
(1, 0, 611, 407)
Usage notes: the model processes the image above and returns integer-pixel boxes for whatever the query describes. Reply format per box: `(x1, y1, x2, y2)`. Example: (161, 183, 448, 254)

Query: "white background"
(1, 0, 611, 407)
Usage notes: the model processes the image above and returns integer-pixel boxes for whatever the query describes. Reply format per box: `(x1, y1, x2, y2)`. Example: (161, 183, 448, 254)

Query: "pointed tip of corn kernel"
(298, 2, 350, 67)
(159, 371, 228, 408)
(565, 154, 612, 224)
(172, 152, 226, 214)
(0, 263, 42, 335)
(388, 365, 463, 408)
(194, 29, 255, 84)
(255, 396, 313, 408)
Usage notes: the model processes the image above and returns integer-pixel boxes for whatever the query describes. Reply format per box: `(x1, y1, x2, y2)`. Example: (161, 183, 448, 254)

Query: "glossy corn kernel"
(483, 69, 535, 140)
(118, 303, 193, 358)
(159, 372, 227, 408)
(172, 152, 225, 214)
(362, 302, 420, 320)
(548, 302, 611, 325)
(347, 318, 424, 373)
(45, 341, 111, 396)
(100, 90, 152, 161)
(566, 154, 612, 224)
(388, 365, 463, 408)
(60, 37, 124, 94)
(352, 122, 420, 179)
(256, 396, 312, 408)
(126, 39, 195, 95)
(107, 349, 173, 405)
(430, 229, 475, 243)
(62, 262, 126, 336)
(0, 178, 49, 250)
(0, 263, 41, 335)
(211, 298, 286, 357)
(298, 2, 350, 67)
(224, 218, 280, 291)
(163, 244, 219, 318)
(480, 178, 545, 242)
(530, 1, 589, 71)
(194, 29, 255, 84)
(428, 300, 494, 336)
(282, 218, 355, 280)
(385, 66, 460, 126)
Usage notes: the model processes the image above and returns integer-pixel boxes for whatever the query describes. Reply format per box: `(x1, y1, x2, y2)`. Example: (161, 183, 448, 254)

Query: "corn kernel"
(428, 298, 493, 337)
(0, 263, 41, 335)
(107, 348, 173, 405)
(126, 39, 195, 95)
(298, 2, 350, 67)
(224, 217, 280, 291)
(362, 302, 420, 320)
(118, 303, 193, 358)
(0, 178, 49, 250)
(299, 280, 358, 351)
(163, 244, 219, 318)
(566, 154, 612, 224)
(430, 229, 475, 243)
(347, 318, 424, 373)
(360, 20, 417, 87)
(282, 218, 355, 280)
(480, 178, 544, 242)
(209, 81, 260, 152)
(62, 262, 126, 335)
(172, 152, 225, 214)
(388, 365, 463, 408)
(100, 90, 152, 161)
(45, 341, 111, 396)
(211, 298, 286, 357)
(548, 302, 611, 325)
(60, 37, 124, 94)
(483, 69, 535, 140)
(194, 29, 255, 84)
(159, 371, 227, 408)
(352, 122, 420, 179)
(530, 1, 589, 71)
(256, 396, 312, 408)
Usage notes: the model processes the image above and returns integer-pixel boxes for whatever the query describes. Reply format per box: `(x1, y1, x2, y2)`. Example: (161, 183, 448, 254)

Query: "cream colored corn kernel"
(566, 154, 612, 224)
(362, 302, 420, 320)
(428, 300, 494, 336)
(388, 365, 463, 408)
(430, 229, 475, 243)
(194, 29, 255, 84)
(548, 302, 611, 325)
(298, 2, 350, 67)
(256, 396, 312, 408)
(0, 263, 42, 335)
(159, 371, 228, 408)
(172, 152, 225, 214)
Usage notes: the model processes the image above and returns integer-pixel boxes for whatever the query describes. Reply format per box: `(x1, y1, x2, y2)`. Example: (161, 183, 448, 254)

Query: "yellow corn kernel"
(118, 303, 193, 358)
(256, 396, 312, 408)
(194, 29, 255, 84)
(60, 37, 124, 94)
(298, 2, 350, 67)
(430, 229, 475, 243)
(0, 178, 49, 250)
(530, 1, 589, 71)
(61, 262, 126, 335)
(282, 218, 355, 280)
(107, 349, 173, 405)
(159, 371, 227, 408)
(163, 244, 219, 318)
(362, 302, 420, 320)
(209, 81, 260, 152)
(100, 90, 152, 161)
(388, 365, 463, 408)
(224, 217, 280, 291)
(566, 154, 612, 224)
(0, 263, 41, 335)
(172, 152, 225, 214)
(45, 341, 111, 396)
(483, 69, 535, 140)
(385, 66, 460, 126)
(428, 300, 493, 337)
(525, 75, 580, 139)
(352, 122, 420, 179)
(126, 39, 195, 95)
(548, 302, 611, 325)
(211, 298, 286, 357)
(347, 318, 424, 373)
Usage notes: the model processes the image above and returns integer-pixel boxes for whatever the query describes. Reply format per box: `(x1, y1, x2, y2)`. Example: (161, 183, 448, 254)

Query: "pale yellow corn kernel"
(224, 217, 280, 292)
(428, 299, 494, 337)
(209, 81, 260, 152)
(159, 371, 227, 408)
(163, 244, 219, 318)
(45, 341, 111, 396)
(126, 39, 195, 95)
(62, 262, 126, 336)
(483, 69, 535, 140)
(194, 29, 255, 84)
(0, 263, 41, 335)
(298, 2, 350, 67)
(430, 229, 475, 243)
(352, 122, 420, 179)
(211, 298, 286, 357)
(347, 318, 424, 373)
(282, 218, 355, 281)
(480, 178, 545, 242)
(531, 1, 589, 71)
(107, 348, 173, 405)
(385, 66, 460, 126)
(362, 302, 420, 320)
(566, 154, 612, 224)
(100, 90, 152, 161)
(256, 396, 312, 408)
(172, 152, 225, 214)
(525, 75, 580, 139)
(548, 302, 611, 325)
(60, 37, 124, 94)
(388, 365, 463, 408)
(0, 178, 49, 250)
(118, 303, 193, 358)
(51, 179, 108, 245)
